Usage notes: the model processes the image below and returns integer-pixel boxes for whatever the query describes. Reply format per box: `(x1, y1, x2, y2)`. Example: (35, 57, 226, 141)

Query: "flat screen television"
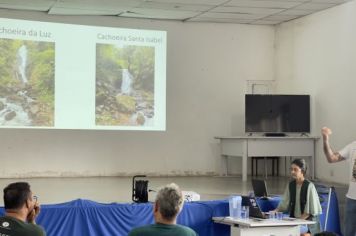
(245, 94, 310, 134)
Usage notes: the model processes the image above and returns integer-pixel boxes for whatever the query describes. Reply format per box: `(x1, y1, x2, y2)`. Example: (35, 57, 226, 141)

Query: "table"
(213, 216, 315, 236)
(215, 136, 319, 181)
(256, 189, 342, 235)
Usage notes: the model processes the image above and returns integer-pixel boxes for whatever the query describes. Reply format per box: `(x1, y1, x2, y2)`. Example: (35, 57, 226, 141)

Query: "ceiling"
(0, 0, 352, 25)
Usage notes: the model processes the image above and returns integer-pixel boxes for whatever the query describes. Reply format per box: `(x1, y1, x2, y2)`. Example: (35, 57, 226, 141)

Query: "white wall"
(0, 9, 275, 178)
(275, 0, 356, 184)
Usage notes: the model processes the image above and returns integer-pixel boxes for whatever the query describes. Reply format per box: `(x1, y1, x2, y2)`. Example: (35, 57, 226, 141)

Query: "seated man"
(129, 183, 197, 236)
(0, 182, 46, 236)
(275, 158, 322, 236)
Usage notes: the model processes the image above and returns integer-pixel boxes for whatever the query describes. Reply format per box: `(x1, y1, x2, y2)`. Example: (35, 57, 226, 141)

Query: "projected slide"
(96, 44, 155, 127)
(0, 18, 166, 130)
(0, 39, 55, 127)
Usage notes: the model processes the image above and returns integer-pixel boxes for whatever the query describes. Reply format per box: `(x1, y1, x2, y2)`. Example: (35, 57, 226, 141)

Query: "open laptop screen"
(252, 179, 268, 197)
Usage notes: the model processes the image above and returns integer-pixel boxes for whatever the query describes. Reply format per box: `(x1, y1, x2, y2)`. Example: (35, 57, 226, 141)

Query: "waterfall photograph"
(0, 39, 55, 127)
(95, 44, 155, 127)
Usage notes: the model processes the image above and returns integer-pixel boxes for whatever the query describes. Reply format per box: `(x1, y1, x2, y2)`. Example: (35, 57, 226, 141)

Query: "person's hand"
(27, 202, 40, 224)
(33, 202, 40, 217)
(321, 127, 332, 140)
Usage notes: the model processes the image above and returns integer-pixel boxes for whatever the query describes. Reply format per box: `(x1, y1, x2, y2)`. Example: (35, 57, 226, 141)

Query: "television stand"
(264, 133, 286, 137)
(214, 136, 319, 181)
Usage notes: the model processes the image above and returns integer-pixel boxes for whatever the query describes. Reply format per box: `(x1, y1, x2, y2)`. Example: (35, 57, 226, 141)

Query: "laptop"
(252, 179, 269, 198)
(242, 196, 267, 219)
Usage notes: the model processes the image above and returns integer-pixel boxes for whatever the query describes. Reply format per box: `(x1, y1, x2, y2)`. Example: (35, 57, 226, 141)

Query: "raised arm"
(321, 127, 344, 163)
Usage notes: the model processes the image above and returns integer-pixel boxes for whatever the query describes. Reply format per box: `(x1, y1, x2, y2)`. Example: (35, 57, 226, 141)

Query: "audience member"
(0, 182, 46, 236)
(129, 183, 197, 236)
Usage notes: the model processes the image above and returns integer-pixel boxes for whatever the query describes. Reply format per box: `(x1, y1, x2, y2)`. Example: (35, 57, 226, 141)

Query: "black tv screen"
(245, 95, 310, 133)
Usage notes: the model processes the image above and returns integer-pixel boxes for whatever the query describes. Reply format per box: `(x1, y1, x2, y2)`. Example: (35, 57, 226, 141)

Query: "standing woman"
(276, 158, 322, 235)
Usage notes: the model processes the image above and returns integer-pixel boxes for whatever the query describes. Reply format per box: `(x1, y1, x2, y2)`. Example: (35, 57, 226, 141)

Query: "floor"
(0, 175, 343, 203)
(0, 176, 291, 204)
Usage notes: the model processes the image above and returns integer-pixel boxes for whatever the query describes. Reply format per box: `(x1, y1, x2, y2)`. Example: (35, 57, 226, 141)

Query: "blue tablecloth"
(257, 196, 281, 212)
(0, 199, 231, 236)
(0, 189, 341, 236)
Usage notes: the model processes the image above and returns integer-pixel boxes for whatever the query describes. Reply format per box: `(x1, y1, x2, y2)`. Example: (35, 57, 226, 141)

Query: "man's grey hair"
(155, 183, 184, 221)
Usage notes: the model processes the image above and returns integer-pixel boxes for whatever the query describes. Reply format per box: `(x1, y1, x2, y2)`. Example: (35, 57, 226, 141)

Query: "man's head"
(154, 183, 184, 223)
(3, 182, 35, 211)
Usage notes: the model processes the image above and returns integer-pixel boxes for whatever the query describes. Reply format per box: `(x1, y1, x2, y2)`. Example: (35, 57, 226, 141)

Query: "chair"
(251, 157, 279, 178)
(318, 186, 333, 232)
(314, 183, 340, 234)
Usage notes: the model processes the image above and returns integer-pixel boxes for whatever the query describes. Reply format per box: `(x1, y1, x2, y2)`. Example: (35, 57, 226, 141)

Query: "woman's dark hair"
(3, 182, 31, 210)
(291, 158, 307, 175)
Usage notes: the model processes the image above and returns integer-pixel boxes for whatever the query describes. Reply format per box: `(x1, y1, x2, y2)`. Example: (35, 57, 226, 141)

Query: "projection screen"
(0, 18, 166, 130)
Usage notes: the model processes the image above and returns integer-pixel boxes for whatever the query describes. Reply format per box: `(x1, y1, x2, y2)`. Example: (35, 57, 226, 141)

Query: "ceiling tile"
(294, 2, 337, 10)
(225, 0, 303, 9)
(277, 9, 315, 15)
(0, 0, 54, 11)
(50, 1, 138, 14)
(311, 0, 349, 3)
(211, 6, 284, 15)
(252, 20, 283, 25)
(199, 12, 266, 20)
(120, 8, 198, 20)
(0, 0, 54, 4)
(263, 14, 301, 21)
(187, 17, 254, 24)
(137, 2, 212, 12)
(48, 7, 124, 15)
(0, 4, 49, 11)
(269, 0, 308, 2)
(57, 0, 141, 8)
(140, 0, 226, 4)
